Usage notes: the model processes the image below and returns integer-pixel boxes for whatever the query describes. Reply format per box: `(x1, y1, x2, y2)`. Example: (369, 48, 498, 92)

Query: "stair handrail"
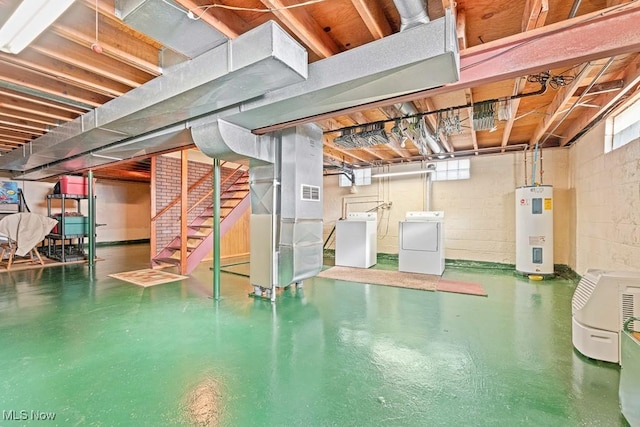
(151, 164, 221, 222)
(181, 165, 248, 220)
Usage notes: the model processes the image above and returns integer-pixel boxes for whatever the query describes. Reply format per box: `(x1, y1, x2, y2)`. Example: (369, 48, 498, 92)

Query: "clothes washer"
(398, 211, 445, 275)
(335, 212, 377, 268)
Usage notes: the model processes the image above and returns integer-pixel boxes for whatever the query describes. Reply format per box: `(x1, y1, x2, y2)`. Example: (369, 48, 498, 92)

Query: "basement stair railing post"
(150, 167, 216, 223)
(182, 164, 244, 220)
(213, 158, 221, 301)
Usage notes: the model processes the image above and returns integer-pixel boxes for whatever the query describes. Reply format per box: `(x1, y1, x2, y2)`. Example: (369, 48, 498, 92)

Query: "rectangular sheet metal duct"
(224, 10, 459, 131)
(4, 21, 307, 176)
(115, 0, 228, 59)
(249, 124, 324, 290)
(14, 9, 459, 179)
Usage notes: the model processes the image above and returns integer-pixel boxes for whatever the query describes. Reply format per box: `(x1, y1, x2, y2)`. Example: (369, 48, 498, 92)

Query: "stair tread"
(153, 257, 181, 265)
(168, 244, 198, 250)
(186, 232, 208, 238)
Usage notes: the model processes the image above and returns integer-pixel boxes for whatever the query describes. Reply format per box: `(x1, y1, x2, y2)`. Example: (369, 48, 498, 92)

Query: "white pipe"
(425, 171, 432, 211)
(372, 169, 434, 178)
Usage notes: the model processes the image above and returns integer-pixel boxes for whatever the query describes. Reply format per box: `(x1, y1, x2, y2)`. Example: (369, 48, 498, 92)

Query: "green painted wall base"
(324, 249, 580, 281)
(96, 238, 150, 247)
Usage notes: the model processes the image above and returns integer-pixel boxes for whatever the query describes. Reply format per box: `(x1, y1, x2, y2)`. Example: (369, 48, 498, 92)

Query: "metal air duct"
(4, 21, 307, 177)
(223, 9, 459, 131)
(393, 0, 447, 157)
(191, 119, 276, 165)
(195, 121, 323, 298)
(12, 7, 458, 179)
(393, 0, 430, 31)
(115, 0, 228, 60)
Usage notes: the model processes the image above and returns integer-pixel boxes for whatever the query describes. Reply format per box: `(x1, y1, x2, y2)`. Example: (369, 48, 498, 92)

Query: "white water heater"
(515, 185, 553, 275)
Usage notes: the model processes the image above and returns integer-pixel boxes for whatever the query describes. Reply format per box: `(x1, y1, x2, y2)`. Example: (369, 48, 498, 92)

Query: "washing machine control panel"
(405, 211, 444, 221)
(346, 212, 377, 221)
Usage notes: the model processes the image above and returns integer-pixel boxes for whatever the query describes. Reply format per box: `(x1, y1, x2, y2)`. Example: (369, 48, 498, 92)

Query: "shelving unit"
(45, 194, 95, 262)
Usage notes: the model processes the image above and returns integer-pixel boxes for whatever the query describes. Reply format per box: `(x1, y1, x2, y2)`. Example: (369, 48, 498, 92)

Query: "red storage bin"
(58, 176, 96, 196)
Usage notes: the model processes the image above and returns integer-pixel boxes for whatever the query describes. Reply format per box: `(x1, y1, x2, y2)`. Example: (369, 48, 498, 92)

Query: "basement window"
(338, 168, 371, 187)
(606, 98, 640, 152)
(433, 159, 470, 181)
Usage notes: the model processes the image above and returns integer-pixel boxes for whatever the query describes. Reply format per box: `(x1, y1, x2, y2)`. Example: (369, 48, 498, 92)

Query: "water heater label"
(544, 198, 552, 210)
(529, 236, 546, 245)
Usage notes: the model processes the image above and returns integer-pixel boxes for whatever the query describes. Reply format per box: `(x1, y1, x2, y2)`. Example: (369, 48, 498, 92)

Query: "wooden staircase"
(152, 167, 250, 274)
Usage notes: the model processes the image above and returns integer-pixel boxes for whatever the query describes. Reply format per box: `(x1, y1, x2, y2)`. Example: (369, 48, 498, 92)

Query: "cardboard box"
(57, 176, 96, 196)
(52, 216, 89, 235)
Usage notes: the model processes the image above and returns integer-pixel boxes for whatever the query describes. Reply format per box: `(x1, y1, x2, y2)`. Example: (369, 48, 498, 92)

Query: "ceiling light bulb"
(400, 137, 407, 148)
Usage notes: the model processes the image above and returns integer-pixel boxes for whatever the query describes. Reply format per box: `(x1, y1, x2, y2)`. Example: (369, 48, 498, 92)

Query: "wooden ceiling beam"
(0, 125, 37, 140)
(56, 1, 162, 75)
(0, 118, 48, 134)
(0, 138, 28, 147)
(573, 79, 624, 97)
(255, 4, 640, 134)
(0, 125, 44, 137)
(500, 78, 526, 151)
(350, 0, 392, 39)
(501, 0, 548, 151)
(0, 95, 80, 122)
(0, 61, 110, 107)
(323, 143, 371, 164)
(522, 0, 549, 32)
(456, 9, 467, 50)
(0, 130, 30, 141)
(52, 25, 161, 76)
(0, 110, 62, 128)
(0, 50, 131, 97)
(560, 54, 640, 146)
(259, 0, 341, 58)
(32, 33, 152, 88)
(0, 88, 86, 115)
(529, 63, 594, 146)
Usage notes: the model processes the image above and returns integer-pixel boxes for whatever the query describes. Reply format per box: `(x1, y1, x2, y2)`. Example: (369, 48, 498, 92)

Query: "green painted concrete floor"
(0, 244, 629, 426)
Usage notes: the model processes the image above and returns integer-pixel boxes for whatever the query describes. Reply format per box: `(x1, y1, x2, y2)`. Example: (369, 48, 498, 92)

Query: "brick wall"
(153, 156, 238, 254)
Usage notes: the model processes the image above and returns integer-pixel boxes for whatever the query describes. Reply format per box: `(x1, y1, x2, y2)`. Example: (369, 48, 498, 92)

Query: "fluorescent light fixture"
(371, 170, 434, 179)
(0, 0, 76, 54)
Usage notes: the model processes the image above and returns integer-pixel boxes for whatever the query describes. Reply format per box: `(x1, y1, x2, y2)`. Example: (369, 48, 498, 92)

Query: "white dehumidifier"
(571, 269, 640, 364)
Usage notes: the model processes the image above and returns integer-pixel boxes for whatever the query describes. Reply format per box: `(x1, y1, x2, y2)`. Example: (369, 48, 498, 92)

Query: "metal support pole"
(213, 158, 221, 300)
(87, 170, 96, 267)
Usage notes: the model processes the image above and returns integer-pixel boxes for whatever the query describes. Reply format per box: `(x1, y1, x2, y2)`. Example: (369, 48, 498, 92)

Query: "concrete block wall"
(569, 121, 640, 274)
(323, 149, 571, 265)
